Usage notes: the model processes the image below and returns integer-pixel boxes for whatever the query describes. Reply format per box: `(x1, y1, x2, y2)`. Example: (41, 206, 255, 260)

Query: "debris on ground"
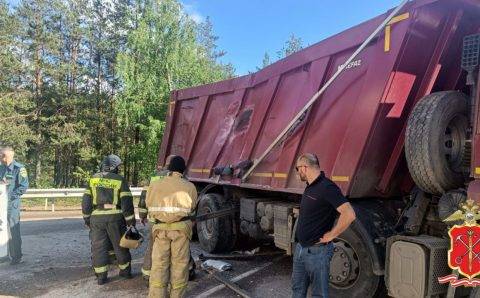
(201, 260, 232, 271)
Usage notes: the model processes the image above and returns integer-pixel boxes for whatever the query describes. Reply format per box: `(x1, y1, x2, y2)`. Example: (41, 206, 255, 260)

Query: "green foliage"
(277, 34, 304, 59)
(0, 92, 37, 158)
(115, 0, 233, 184)
(0, 0, 234, 187)
(256, 34, 304, 71)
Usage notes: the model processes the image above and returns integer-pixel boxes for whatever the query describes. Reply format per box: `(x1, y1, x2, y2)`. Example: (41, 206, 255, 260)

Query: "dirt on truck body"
(158, 0, 480, 297)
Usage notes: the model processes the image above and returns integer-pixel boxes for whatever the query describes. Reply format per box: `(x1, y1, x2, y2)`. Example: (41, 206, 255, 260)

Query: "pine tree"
(116, 0, 234, 183)
(277, 34, 303, 59)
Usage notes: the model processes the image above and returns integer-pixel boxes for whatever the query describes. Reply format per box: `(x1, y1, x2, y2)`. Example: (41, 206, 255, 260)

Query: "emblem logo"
(439, 199, 480, 287)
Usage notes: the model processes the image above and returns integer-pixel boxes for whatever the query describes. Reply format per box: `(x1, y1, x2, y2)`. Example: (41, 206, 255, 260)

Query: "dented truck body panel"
(158, 0, 480, 199)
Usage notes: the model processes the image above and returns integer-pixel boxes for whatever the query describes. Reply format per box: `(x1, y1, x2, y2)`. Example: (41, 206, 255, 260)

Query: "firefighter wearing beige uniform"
(146, 155, 197, 298)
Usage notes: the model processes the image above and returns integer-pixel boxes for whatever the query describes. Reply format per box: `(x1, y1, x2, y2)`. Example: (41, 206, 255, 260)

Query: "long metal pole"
(242, 0, 410, 181)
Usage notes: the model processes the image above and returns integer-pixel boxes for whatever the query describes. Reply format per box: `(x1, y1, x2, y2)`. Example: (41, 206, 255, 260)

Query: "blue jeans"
(292, 242, 334, 298)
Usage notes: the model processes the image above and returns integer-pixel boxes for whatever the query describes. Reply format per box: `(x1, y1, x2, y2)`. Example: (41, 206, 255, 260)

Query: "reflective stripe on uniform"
(148, 218, 156, 224)
(94, 265, 108, 273)
(125, 214, 135, 221)
(118, 262, 130, 270)
(83, 214, 91, 218)
(150, 280, 167, 288)
(89, 177, 122, 205)
(148, 206, 191, 213)
(84, 189, 91, 195)
(172, 281, 188, 290)
(138, 208, 148, 213)
(120, 191, 132, 198)
(150, 175, 164, 183)
(154, 221, 189, 231)
(141, 267, 150, 276)
(92, 209, 122, 216)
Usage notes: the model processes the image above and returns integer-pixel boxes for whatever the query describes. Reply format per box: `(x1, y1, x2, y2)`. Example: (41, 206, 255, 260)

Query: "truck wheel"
(329, 226, 383, 297)
(196, 193, 235, 253)
(405, 91, 469, 195)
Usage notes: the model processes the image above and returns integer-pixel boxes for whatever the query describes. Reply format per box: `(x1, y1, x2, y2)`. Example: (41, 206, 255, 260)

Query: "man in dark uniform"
(82, 154, 136, 285)
(292, 153, 356, 298)
(0, 146, 29, 265)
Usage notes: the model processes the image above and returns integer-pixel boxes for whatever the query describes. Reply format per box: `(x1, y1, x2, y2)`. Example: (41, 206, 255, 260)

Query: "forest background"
(0, 0, 302, 187)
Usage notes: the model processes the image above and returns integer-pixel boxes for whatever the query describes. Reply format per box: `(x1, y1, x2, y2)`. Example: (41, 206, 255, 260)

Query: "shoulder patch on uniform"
(20, 167, 27, 178)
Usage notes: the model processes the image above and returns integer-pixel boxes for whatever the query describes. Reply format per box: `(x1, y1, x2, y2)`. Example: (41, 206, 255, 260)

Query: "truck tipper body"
(158, 0, 480, 296)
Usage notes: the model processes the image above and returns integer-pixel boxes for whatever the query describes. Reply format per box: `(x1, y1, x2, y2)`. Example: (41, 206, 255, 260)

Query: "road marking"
(22, 216, 83, 222)
(196, 255, 285, 298)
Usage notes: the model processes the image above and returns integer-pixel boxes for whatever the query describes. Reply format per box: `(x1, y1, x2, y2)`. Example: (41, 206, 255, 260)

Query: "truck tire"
(196, 193, 235, 253)
(329, 226, 383, 298)
(405, 91, 469, 195)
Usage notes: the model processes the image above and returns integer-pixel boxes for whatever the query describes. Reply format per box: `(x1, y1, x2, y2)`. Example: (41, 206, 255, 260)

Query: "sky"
(182, 0, 402, 75)
(6, 0, 403, 75)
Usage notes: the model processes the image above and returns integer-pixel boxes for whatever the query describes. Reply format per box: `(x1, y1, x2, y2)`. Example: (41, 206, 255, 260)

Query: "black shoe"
(97, 276, 108, 285)
(189, 269, 196, 281)
(143, 275, 149, 287)
(119, 270, 132, 279)
(96, 272, 108, 285)
(119, 264, 132, 279)
(189, 260, 196, 281)
(10, 259, 23, 266)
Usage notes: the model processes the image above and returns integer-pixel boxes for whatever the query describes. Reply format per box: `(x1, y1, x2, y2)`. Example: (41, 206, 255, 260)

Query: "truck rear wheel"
(329, 226, 383, 297)
(196, 193, 236, 253)
(405, 91, 469, 195)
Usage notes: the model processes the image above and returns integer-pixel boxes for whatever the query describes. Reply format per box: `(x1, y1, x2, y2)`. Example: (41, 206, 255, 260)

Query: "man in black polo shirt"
(292, 153, 356, 298)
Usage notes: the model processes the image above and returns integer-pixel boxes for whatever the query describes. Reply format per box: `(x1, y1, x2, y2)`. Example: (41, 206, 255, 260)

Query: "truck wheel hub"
(329, 240, 359, 287)
(201, 207, 214, 238)
(443, 115, 468, 173)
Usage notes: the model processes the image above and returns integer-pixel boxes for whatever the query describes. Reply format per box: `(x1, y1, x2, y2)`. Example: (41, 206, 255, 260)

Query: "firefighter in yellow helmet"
(82, 154, 136, 285)
(146, 155, 197, 298)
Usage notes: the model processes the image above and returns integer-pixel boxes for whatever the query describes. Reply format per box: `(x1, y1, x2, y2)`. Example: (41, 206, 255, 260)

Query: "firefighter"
(82, 154, 136, 285)
(146, 155, 197, 298)
(139, 164, 170, 281)
(140, 155, 197, 284)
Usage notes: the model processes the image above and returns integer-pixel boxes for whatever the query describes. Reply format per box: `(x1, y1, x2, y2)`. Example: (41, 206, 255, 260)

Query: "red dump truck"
(157, 0, 480, 296)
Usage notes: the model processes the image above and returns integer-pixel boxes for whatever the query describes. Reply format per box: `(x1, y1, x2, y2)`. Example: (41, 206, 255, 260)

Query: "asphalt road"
(0, 213, 293, 297)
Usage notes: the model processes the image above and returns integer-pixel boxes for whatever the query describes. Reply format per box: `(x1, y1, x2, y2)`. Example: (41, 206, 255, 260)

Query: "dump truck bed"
(158, 0, 480, 198)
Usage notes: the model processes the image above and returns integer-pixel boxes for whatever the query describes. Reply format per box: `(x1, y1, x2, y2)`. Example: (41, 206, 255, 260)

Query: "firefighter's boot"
(119, 264, 132, 279)
(96, 272, 108, 285)
(189, 256, 196, 281)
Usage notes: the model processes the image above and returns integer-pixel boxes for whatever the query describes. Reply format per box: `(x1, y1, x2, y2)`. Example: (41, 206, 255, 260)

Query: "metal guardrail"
(20, 187, 144, 212)
(22, 187, 143, 199)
